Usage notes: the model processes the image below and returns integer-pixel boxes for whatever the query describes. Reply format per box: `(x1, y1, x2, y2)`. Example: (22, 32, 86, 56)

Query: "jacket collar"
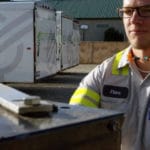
(118, 46, 132, 69)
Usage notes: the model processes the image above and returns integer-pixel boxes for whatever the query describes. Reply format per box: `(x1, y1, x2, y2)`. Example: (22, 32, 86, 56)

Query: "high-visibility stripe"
(69, 87, 100, 108)
(70, 94, 99, 107)
(112, 51, 129, 75)
(121, 65, 129, 75)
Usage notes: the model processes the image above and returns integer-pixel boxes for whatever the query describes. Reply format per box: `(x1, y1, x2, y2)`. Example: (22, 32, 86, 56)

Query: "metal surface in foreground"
(0, 101, 123, 150)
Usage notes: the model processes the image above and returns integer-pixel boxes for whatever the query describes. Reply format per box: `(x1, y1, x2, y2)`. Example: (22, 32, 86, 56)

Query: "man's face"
(123, 0, 150, 49)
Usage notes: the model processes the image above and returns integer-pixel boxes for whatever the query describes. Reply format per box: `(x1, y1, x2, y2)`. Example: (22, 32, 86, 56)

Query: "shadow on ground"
(9, 73, 87, 103)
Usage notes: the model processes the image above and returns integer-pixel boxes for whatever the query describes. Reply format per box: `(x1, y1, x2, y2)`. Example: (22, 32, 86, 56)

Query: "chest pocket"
(103, 85, 128, 98)
(101, 84, 129, 111)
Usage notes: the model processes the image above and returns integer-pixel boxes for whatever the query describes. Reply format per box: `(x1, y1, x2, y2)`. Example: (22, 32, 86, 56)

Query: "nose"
(130, 9, 143, 23)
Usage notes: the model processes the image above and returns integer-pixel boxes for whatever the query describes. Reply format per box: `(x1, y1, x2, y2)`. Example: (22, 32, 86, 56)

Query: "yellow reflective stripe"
(121, 65, 129, 75)
(72, 88, 100, 102)
(112, 51, 129, 75)
(70, 97, 98, 108)
(69, 87, 100, 108)
(112, 51, 123, 75)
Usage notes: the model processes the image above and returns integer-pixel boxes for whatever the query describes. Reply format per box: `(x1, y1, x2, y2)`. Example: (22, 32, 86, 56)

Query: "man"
(69, 0, 150, 149)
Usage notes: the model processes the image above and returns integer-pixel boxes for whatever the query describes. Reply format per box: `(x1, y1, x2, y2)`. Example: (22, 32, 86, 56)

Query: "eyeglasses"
(118, 5, 150, 18)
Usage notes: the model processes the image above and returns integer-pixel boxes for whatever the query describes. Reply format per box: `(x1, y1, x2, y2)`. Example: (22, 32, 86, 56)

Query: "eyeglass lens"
(119, 6, 150, 18)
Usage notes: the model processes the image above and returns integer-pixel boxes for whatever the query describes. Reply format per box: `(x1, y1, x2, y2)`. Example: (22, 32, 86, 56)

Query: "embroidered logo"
(103, 85, 128, 98)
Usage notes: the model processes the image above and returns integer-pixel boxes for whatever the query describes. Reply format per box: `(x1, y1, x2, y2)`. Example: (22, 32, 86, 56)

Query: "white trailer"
(56, 11, 80, 70)
(0, 1, 80, 83)
(35, 3, 61, 80)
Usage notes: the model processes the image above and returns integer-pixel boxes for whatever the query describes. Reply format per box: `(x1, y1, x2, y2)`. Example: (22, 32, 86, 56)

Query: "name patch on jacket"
(103, 85, 128, 98)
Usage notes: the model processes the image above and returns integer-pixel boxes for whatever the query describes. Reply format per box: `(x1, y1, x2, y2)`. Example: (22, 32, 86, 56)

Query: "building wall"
(80, 41, 129, 64)
(78, 19, 126, 41)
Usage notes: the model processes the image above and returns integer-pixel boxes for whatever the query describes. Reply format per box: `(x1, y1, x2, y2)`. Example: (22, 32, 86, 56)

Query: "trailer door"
(35, 6, 60, 79)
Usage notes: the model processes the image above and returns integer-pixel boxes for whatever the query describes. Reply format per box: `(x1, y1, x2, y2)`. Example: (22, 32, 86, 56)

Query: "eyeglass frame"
(118, 5, 150, 18)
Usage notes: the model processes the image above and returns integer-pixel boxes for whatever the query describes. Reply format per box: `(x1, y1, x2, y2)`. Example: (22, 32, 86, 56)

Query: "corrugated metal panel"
(46, 0, 123, 18)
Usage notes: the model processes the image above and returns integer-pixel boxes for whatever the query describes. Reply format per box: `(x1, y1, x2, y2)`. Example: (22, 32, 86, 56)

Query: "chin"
(130, 39, 150, 49)
(131, 43, 150, 50)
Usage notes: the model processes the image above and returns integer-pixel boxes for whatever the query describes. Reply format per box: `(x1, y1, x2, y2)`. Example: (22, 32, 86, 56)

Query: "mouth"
(129, 30, 148, 38)
(129, 29, 147, 35)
